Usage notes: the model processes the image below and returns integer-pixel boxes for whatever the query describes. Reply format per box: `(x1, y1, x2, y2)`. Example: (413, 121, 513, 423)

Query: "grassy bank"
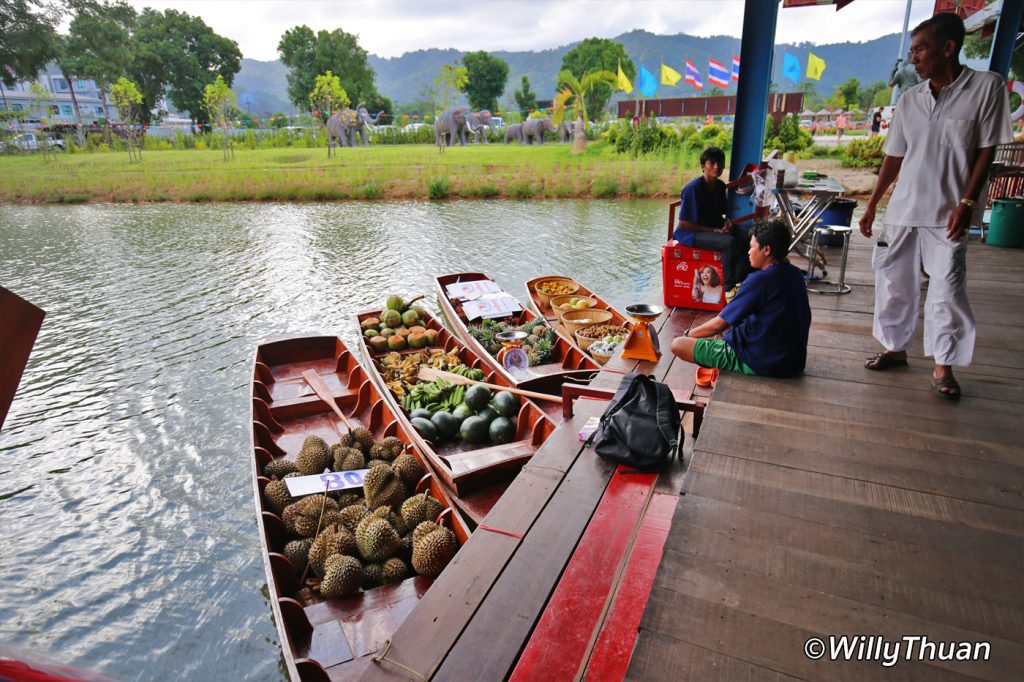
(0, 143, 699, 204)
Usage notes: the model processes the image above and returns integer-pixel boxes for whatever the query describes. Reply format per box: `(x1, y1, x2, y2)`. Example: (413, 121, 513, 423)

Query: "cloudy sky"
(124, 0, 936, 62)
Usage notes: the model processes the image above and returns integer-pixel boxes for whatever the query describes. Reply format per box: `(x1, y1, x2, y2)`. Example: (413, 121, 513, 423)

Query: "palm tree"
(552, 68, 617, 154)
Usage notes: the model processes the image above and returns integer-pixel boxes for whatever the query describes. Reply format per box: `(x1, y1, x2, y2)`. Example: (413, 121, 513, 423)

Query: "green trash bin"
(987, 198, 1024, 248)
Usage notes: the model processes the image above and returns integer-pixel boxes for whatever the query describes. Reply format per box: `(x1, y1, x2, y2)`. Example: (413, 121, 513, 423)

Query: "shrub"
(592, 176, 619, 198)
(510, 180, 535, 198)
(361, 183, 383, 199)
(427, 176, 452, 199)
(841, 135, 885, 168)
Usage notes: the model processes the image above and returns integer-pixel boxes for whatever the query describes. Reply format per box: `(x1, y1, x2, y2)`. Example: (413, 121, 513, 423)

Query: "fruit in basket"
(476, 406, 498, 424)
(386, 295, 405, 311)
(379, 327, 395, 338)
(452, 404, 474, 423)
(412, 521, 457, 577)
(431, 411, 461, 441)
(402, 310, 420, 326)
(361, 317, 381, 331)
(381, 309, 402, 328)
(387, 335, 407, 351)
(489, 417, 516, 445)
(364, 328, 380, 337)
(410, 417, 438, 442)
(424, 329, 439, 346)
(407, 331, 427, 349)
(410, 408, 433, 420)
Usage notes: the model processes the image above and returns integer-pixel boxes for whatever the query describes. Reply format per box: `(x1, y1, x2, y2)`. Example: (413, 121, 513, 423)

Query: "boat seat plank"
(310, 620, 353, 669)
(269, 357, 342, 383)
(433, 442, 617, 680)
(625, 631, 805, 682)
(441, 441, 534, 476)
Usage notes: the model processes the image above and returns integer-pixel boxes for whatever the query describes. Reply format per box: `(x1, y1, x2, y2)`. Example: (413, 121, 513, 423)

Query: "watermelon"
(411, 417, 438, 442)
(489, 417, 516, 445)
(459, 416, 490, 444)
(491, 392, 520, 418)
(464, 384, 492, 411)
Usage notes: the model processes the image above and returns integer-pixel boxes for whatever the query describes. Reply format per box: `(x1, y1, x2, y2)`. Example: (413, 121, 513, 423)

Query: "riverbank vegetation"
(0, 143, 701, 204)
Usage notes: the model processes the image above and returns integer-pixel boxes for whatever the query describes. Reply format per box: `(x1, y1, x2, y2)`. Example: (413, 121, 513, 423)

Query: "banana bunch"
(401, 378, 467, 413)
(449, 364, 486, 382)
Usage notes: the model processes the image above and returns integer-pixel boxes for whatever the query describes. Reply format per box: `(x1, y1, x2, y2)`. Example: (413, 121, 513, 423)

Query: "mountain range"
(232, 29, 905, 116)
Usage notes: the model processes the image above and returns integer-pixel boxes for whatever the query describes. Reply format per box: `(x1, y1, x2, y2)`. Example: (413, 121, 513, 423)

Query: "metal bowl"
(495, 330, 528, 343)
(624, 304, 664, 322)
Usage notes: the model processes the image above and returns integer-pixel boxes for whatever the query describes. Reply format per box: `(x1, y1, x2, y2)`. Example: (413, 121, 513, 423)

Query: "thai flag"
(684, 59, 703, 91)
(732, 55, 740, 81)
(708, 58, 730, 88)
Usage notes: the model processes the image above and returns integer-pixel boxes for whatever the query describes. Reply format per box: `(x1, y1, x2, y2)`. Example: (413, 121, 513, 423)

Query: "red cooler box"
(662, 241, 726, 312)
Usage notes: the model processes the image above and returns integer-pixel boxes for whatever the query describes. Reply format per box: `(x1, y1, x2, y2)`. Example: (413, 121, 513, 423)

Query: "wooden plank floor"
(627, 236, 1024, 681)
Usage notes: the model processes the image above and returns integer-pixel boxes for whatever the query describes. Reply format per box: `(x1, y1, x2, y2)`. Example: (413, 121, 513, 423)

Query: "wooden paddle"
(302, 369, 353, 431)
(417, 366, 563, 404)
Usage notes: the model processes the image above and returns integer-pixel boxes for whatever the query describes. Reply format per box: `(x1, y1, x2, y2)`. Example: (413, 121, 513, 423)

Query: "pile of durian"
(262, 428, 458, 599)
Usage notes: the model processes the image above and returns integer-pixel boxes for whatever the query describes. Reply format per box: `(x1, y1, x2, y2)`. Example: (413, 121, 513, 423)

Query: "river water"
(0, 200, 671, 681)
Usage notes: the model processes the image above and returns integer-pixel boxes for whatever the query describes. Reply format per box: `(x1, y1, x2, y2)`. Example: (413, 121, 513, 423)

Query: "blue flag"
(782, 52, 801, 83)
(637, 65, 658, 97)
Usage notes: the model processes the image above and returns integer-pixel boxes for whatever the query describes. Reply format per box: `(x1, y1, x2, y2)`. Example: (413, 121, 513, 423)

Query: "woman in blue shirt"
(671, 220, 811, 378)
(674, 146, 750, 291)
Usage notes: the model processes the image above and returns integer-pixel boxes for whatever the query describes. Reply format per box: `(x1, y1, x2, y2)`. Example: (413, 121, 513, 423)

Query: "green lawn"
(0, 143, 697, 203)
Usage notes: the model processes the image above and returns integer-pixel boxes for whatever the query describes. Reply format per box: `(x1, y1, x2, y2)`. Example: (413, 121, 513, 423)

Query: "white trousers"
(872, 225, 975, 366)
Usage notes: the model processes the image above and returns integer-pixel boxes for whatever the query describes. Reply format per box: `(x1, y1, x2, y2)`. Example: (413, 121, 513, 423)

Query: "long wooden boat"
(355, 308, 558, 523)
(434, 272, 600, 396)
(251, 334, 470, 682)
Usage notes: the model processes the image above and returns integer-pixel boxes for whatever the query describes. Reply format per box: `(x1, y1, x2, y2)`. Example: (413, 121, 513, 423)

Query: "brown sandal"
(864, 352, 909, 371)
(931, 375, 961, 401)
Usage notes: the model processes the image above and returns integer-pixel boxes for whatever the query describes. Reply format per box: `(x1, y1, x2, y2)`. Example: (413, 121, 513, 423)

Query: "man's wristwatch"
(959, 198, 978, 209)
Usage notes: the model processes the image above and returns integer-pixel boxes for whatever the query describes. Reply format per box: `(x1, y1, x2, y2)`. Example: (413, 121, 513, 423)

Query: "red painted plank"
(509, 469, 656, 682)
(584, 492, 678, 681)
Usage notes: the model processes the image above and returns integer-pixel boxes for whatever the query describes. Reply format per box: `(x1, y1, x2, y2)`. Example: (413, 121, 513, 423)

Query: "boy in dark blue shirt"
(674, 146, 750, 291)
(670, 220, 811, 377)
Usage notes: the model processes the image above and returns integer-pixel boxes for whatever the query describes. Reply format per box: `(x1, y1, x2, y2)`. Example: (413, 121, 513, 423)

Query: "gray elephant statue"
(503, 123, 523, 144)
(521, 117, 557, 145)
(326, 103, 384, 149)
(464, 110, 493, 144)
(558, 120, 574, 143)
(435, 108, 492, 149)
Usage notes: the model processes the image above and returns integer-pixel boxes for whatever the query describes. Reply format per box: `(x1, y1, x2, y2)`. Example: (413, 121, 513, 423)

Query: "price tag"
(285, 468, 370, 497)
(463, 293, 522, 320)
(445, 280, 502, 300)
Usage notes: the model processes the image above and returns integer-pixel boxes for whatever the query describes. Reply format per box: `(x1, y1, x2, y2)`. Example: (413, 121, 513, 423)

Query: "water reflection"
(0, 199, 668, 681)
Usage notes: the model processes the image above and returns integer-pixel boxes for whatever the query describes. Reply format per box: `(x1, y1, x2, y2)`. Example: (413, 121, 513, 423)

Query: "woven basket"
(551, 295, 596, 322)
(533, 277, 580, 308)
(590, 349, 612, 365)
(561, 308, 613, 335)
(574, 331, 597, 352)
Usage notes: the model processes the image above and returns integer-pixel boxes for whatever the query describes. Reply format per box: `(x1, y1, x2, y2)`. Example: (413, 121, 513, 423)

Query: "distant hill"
(234, 29, 903, 116)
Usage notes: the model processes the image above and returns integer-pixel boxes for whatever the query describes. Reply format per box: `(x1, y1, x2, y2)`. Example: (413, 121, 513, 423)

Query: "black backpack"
(587, 372, 682, 472)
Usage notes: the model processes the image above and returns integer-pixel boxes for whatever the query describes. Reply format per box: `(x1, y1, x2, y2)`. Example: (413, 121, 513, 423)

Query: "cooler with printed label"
(661, 242, 726, 312)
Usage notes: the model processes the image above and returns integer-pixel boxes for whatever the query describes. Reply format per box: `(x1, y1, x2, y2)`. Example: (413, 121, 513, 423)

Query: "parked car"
(3, 133, 65, 152)
(403, 123, 428, 132)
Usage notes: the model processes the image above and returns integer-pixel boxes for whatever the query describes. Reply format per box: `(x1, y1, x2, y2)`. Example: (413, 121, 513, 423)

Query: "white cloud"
(121, 0, 936, 61)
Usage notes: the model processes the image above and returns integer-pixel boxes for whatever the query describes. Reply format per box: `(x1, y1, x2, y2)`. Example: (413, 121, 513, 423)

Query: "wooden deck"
(358, 236, 1023, 682)
(628, 236, 1024, 681)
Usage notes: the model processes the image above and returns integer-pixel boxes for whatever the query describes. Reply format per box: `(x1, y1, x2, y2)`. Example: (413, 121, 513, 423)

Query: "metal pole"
(728, 0, 780, 220)
(890, 0, 914, 106)
(990, 0, 1024, 77)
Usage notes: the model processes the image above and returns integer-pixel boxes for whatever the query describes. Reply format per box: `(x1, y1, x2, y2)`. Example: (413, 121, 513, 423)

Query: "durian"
(362, 563, 383, 590)
(338, 504, 370, 532)
(364, 464, 406, 511)
(332, 445, 365, 472)
(263, 458, 298, 480)
(283, 538, 313, 576)
(295, 435, 332, 475)
(282, 495, 340, 538)
(412, 521, 458, 577)
(263, 479, 294, 514)
(332, 491, 363, 509)
(381, 557, 409, 585)
(401, 493, 443, 530)
(380, 436, 405, 459)
(349, 427, 375, 454)
(319, 555, 363, 598)
(392, 454, 425, 489)
(355, 515, 401, 562)
(308, 524, 358, 577)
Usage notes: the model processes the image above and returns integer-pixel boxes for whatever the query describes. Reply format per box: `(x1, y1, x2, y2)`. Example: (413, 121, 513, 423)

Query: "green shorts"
(692, 339, 758, 375)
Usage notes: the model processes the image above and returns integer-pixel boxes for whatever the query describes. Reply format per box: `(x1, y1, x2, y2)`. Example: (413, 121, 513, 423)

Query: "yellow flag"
(617, 62, 633, 94)
(806, 52, 826, 81)
(661, 63, 682, 86)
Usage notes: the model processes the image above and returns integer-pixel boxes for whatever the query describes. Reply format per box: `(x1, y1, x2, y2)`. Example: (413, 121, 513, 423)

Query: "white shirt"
(883, 66, 1013, 227)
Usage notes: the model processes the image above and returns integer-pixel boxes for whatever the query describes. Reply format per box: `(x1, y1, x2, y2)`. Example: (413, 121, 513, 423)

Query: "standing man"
(836, 111, 848, 141)
(859, 12, 1012, 400)
(870, 107, 883, 137)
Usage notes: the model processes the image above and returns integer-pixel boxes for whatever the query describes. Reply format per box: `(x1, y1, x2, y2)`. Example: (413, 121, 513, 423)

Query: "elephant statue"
(464, 110, 493, 144)
(326, 103, 384, 149)
(558, 120, 575, 143)
(521, 117, 557, 145)
(503, 123, 523, 144)
(435, 108, 495, 149)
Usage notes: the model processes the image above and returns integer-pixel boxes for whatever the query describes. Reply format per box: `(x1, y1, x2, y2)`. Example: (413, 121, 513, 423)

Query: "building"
(0, 63, 119, 127)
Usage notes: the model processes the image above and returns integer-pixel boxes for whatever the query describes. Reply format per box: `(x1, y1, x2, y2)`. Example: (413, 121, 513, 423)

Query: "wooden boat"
(355, 308, 558, 523)
(251, 334, 470, 682)
(0, 286, 45, 432)
(434, 272, 600, 396)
